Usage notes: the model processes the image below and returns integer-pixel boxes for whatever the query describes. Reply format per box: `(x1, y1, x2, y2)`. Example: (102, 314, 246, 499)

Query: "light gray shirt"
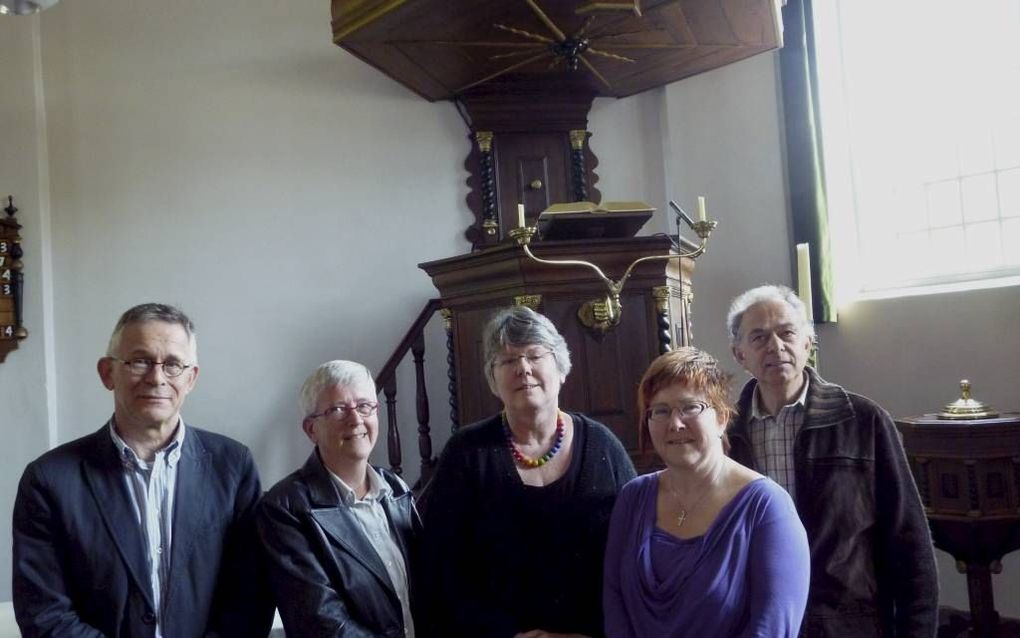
(748, 374, 808, 498)
(330, 466, 415, 638)
(109, 419, 185, 638)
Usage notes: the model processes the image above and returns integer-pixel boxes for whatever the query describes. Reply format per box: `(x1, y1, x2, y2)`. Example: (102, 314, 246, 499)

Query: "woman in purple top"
(604, 347, 810, 638)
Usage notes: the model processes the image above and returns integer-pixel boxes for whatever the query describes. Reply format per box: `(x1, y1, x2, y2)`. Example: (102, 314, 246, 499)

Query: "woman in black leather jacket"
(257, 360, 422, 638)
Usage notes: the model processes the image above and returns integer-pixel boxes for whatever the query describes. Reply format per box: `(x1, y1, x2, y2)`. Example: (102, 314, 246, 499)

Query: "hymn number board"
(1, 235, 17, 337)
(0, 196, 26, 363)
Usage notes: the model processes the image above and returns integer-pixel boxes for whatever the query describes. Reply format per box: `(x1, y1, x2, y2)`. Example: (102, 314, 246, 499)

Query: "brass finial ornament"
(938, 380, 999, 420)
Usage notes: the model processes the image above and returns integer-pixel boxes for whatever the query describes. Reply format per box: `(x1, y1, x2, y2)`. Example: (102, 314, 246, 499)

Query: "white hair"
(299, 360, 375, 418)
(726, 284, 816, 346)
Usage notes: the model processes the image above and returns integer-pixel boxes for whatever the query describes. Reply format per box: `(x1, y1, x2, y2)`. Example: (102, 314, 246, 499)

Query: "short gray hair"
(726, 284, 816, 346)
(107, 303, 197, 361)
(482, 306, 571, 392)
(299, 360, 376, 418)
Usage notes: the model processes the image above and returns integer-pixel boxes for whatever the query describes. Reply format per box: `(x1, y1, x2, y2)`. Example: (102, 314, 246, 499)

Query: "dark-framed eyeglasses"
(110, 357, 192, 378)
(646, 401, 709, 423)
(308, 402, 379, 421)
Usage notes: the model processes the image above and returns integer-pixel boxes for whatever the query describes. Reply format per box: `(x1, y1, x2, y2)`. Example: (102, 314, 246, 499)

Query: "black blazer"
(256, 450, 421, 638)
(12, 422, 274, 638)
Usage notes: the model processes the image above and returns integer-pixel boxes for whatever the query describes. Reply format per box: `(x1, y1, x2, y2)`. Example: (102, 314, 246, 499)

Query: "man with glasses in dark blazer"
(13, 302, 273, 638)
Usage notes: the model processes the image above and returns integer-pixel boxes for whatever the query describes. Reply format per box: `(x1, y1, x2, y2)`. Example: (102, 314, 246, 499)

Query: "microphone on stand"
(668, 200, 699, 251)
(669, 200, 695, 228)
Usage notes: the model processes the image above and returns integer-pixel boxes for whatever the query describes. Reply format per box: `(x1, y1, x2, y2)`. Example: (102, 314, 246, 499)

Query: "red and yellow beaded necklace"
(502, 410, 565, 469)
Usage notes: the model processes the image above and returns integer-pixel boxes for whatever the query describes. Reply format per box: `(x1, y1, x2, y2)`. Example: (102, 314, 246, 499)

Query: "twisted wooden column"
(569, 129, 588, 202)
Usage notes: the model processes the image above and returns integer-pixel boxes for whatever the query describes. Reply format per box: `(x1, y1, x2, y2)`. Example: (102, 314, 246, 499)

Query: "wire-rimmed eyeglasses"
(645, 401, 709, 423)
(308, 402, 379, 421)
(493, 349, 553, 370)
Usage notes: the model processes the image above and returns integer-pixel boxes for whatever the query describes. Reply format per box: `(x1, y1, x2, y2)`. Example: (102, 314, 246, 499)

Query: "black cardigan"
(421, 412, 636, 638)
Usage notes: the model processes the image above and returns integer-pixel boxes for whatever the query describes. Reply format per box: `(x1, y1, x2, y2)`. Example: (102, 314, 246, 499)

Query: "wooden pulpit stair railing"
(373, 298, 449, 488)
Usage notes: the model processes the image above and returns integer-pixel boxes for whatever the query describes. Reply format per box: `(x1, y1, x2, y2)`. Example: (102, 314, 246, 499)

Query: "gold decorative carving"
(651, 285, 671, 312)
(483, 219, 498, 236)
(332, 0, 409, 41)
(577, 295, 622, 334)
(513, 294, 542, 310)
(475, 131, 494, 153)
(439, 308, 453, 331)
(569, 129, 587, 151)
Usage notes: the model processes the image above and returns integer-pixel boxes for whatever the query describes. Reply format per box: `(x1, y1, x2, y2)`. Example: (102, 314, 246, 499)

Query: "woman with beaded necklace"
(603, 347, 810, 637)
(422, 306, 635, 638)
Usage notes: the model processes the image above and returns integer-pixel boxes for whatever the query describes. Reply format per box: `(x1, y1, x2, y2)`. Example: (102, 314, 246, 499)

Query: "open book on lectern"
(536, 201, 654, 241)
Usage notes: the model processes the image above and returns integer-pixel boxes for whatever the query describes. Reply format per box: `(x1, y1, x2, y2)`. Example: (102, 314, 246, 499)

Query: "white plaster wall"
(0, 14, 57, 604)
(589, 89, 668, 216)
(663, 52, 1020, 617)
(34, 0, 469, 493)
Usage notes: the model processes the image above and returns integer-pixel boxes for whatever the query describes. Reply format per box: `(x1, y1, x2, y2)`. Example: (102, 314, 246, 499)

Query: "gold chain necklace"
(665, 471, 717, 528)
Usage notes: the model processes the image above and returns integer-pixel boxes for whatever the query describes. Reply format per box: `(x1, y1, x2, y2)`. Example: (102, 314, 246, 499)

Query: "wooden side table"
(896, 406, 1020, 638)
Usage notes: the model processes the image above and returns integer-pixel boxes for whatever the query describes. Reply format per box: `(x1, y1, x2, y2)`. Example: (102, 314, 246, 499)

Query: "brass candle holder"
(508, 218, 717, 334)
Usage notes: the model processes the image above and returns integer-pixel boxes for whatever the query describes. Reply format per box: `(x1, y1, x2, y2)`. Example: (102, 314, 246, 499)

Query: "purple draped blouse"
(603, 474, 809, 637)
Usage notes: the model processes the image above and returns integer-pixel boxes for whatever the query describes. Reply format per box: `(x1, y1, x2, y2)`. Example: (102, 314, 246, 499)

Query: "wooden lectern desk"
(420, 236, 695, 473)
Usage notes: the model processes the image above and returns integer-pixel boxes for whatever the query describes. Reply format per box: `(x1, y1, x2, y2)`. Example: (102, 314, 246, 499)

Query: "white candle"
(517, 204, 526, 228)
(697, 196, 707, 222)
(796, 242, 814, 323)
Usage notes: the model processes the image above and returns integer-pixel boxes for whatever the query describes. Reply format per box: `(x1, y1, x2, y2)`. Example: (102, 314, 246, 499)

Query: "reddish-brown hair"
(637, 347, 736, 438)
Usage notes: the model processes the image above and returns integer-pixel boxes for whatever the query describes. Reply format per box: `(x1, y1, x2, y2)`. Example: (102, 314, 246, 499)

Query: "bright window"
(814, 0, 1020, 301)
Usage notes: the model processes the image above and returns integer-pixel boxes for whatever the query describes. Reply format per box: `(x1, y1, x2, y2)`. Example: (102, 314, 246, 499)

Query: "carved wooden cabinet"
(460, 76, 601, 249)
(421, 236, 694, 472)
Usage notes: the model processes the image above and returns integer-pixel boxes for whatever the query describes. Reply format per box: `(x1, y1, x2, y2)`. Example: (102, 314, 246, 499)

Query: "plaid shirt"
(747, 375, 809, 498)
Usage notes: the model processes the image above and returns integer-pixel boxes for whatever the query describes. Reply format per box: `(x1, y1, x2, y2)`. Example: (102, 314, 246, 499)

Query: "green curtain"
(779, 0, 836, 322)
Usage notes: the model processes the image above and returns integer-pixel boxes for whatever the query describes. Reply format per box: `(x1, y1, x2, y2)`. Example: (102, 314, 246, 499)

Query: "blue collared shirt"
(330, 466, 415, 638)
(109, 419, 186, 638)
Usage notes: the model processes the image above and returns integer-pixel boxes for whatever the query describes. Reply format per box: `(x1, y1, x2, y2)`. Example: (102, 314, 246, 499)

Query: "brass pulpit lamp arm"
(511, 229, 616, 289)
(508, 217, 717, 334)
(615, 220, 717, 289)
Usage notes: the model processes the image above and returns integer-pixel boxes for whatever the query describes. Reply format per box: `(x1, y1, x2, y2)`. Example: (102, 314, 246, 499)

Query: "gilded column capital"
(568, 129, 587, 151)
(475, 131, 494, 152)
(651, 285, 672, 312)
(513, 294, 542, 310)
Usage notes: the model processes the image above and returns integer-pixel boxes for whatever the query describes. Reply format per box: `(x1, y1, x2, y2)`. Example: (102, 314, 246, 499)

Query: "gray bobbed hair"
(299, 360, 376, 418)
(726, 284, 817, 346)
(482, 306, 571, 393)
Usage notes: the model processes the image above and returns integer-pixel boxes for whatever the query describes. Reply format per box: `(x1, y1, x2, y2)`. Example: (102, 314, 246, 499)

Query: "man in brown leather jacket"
(725, 285, 938, 637)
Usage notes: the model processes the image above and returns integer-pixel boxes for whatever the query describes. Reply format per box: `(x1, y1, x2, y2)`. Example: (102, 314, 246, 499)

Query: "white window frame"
(813, 0, 1020, 304)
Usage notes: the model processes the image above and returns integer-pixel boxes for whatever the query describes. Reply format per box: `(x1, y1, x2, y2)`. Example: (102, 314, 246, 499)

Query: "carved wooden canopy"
(331, 0, 783, 100)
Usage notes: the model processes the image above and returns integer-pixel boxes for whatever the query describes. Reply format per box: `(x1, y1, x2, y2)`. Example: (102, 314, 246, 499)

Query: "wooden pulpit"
(420, 235, 695, 472)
